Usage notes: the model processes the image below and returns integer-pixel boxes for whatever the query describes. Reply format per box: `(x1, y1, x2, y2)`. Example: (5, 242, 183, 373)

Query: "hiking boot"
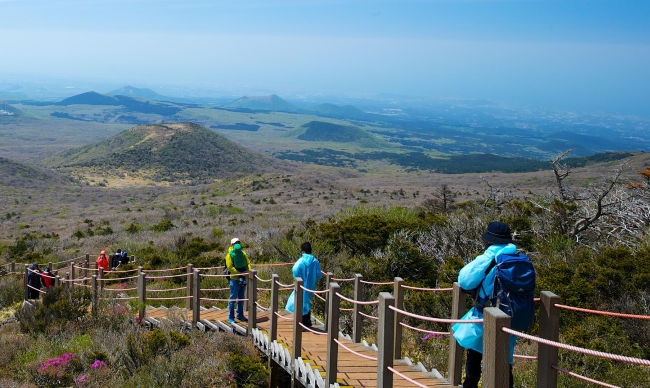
(237, 316, 248, 322)
(228, 318, 236, 324)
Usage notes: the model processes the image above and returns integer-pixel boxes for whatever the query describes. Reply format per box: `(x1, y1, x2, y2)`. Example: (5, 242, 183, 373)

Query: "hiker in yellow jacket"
(225, 237, 251, 324)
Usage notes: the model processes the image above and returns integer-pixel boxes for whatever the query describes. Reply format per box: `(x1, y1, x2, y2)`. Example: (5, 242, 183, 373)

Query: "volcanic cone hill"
(45, 122, 282, 183)
(224, 94, 297, 112)
(0, 157, 71, 188)
(297, 121, 387, 148)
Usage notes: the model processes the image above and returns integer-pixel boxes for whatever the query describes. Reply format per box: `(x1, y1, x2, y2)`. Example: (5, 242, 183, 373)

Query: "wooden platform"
(145, 306, 452, 388)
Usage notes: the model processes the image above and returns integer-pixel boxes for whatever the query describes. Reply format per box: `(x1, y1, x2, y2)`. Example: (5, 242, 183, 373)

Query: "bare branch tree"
(551, 149, 574, 201)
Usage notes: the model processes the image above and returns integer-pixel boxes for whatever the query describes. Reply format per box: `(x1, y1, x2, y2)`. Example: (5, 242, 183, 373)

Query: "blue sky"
(1, 0, 649, 114)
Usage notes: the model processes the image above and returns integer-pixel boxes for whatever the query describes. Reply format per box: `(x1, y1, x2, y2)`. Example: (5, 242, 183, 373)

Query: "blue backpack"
(475, 253, 536, 331)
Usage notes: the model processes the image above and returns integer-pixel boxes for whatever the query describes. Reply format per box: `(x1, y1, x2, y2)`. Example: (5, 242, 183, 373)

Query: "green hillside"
(224, 94, 297, 111)
(0, 157, 71, 187)
(297, 121, 385, 148)
(0, 101, 21, 117)
(45, 122, 281, 182)
(108, 85, 169, 101)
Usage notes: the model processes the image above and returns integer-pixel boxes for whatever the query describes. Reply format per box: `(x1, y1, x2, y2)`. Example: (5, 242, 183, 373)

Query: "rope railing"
(514, 354, 537, 360)
(399, 321, 450, 336)
(552, 365, 621, 388)
(401, 285, 454, 292)
(145, 273, 189, 280)
(299, 322, 327, 335)
(255, 275, 272, 282)
(275, 311, 293, 321)
(97, 275, 139, 282)
(335, 292, 379, 305)
(147, 296, 193, 301)
(26, 284, 46, 294)
(100, 296, 137, 300)
(142, 266, 188, 273)
(359, 280, 395, 286)
(314, 293, 326, 302)
(147, 287, 187, 293)
(275, 280, 292, 288)
(299, 285, 329, 294)
(501, 327, 650, 367)
(331, 277, 355, 282)
(555, 304, 650, 320)
(201, 297, 249, 302)
(202, 273, 249, 278)
(202, 287, 230, 292)
(105, 268, 139, 274)
(333, 339, 378, 361)
(255, 302, 270, 311)
(102, 287, 137, 292)
(253, 262, 295, 267)
(387, 366, 429, 388)
(359, 311, 379, 321)
(340, 308, 354, 312)
(389, 305, 484, 324)
(194, 266, 225, 270)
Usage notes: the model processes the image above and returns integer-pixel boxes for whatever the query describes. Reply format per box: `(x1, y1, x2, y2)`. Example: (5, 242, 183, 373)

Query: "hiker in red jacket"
(96, 251, 109, 271)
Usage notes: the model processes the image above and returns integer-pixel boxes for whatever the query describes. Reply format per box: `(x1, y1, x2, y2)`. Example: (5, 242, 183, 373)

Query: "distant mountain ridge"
(46, 122, 281, 183)
(224, 94, 297, 111)
(57, 91, 181, 116)
(108, 85, 170, 102)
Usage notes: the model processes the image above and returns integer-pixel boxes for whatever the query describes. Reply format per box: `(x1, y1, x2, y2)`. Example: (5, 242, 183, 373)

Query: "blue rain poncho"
(451, 243, 518, 363)
(286, 253, 323, 314)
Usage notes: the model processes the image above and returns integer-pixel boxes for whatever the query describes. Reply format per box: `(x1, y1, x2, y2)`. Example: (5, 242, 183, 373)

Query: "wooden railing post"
(324, 271, 333, 331)
(538, 291, 560, 388)
(137, 272, 146, 321)
(64, 272, 69, 290)
(448, 281, 466, 385)
(292, 277, 304, 388)
(353, 273, 363, 342)
(483, 307, 511, 388)
(85, 254, 89, 282)
(23, 264, 28, 301)
(325, 282, 340, 387)
(70, 262, 75, 287)
(91, 275, 98, 316)
(192, 269, 201, 327)
(55, 275, 61, 288)
(377, 292, 395, 388)
(186, 264, 194, 310)
(248, 269, 257, 334)
(11, 262, 15, 273)
(393, 277, 404, 359)
(48, 262, 53, 273)
(98, 267, 103, 290)
(269, 274, 280, 388)
(131, 255, 135, 264)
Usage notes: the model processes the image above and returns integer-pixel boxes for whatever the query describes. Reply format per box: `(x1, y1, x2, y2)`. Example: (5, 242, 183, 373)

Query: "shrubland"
(1, 159, 650, 387)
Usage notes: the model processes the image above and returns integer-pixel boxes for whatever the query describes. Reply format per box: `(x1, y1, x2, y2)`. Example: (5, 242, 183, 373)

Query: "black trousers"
(302, 310, 312, 327)
(463, 349, 513, 388)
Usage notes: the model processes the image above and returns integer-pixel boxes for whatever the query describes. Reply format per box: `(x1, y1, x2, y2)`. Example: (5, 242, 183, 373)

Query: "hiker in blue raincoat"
(286, 242, 322, 329)
(452, 222, 518, 388)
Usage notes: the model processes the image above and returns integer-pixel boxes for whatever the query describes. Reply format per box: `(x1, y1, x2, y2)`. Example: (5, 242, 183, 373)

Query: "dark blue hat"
(482, 222, 512, 245)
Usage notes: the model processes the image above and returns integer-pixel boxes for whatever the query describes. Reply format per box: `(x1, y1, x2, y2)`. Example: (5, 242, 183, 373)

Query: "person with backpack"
(111, 249, 122, 269)
(225, 238, 251, 324)
(452, 221, 536, 388)
(27, 262, 43, 299)
(286, 242, 323, 330)
(120, 250, 130, 267)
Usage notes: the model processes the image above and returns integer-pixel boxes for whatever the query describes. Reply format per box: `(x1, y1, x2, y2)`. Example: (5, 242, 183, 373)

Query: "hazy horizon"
(1, 0, 649, 116)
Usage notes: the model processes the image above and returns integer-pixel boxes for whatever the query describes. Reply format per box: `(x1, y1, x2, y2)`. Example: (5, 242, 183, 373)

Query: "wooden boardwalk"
(145, 306, 452, 388)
